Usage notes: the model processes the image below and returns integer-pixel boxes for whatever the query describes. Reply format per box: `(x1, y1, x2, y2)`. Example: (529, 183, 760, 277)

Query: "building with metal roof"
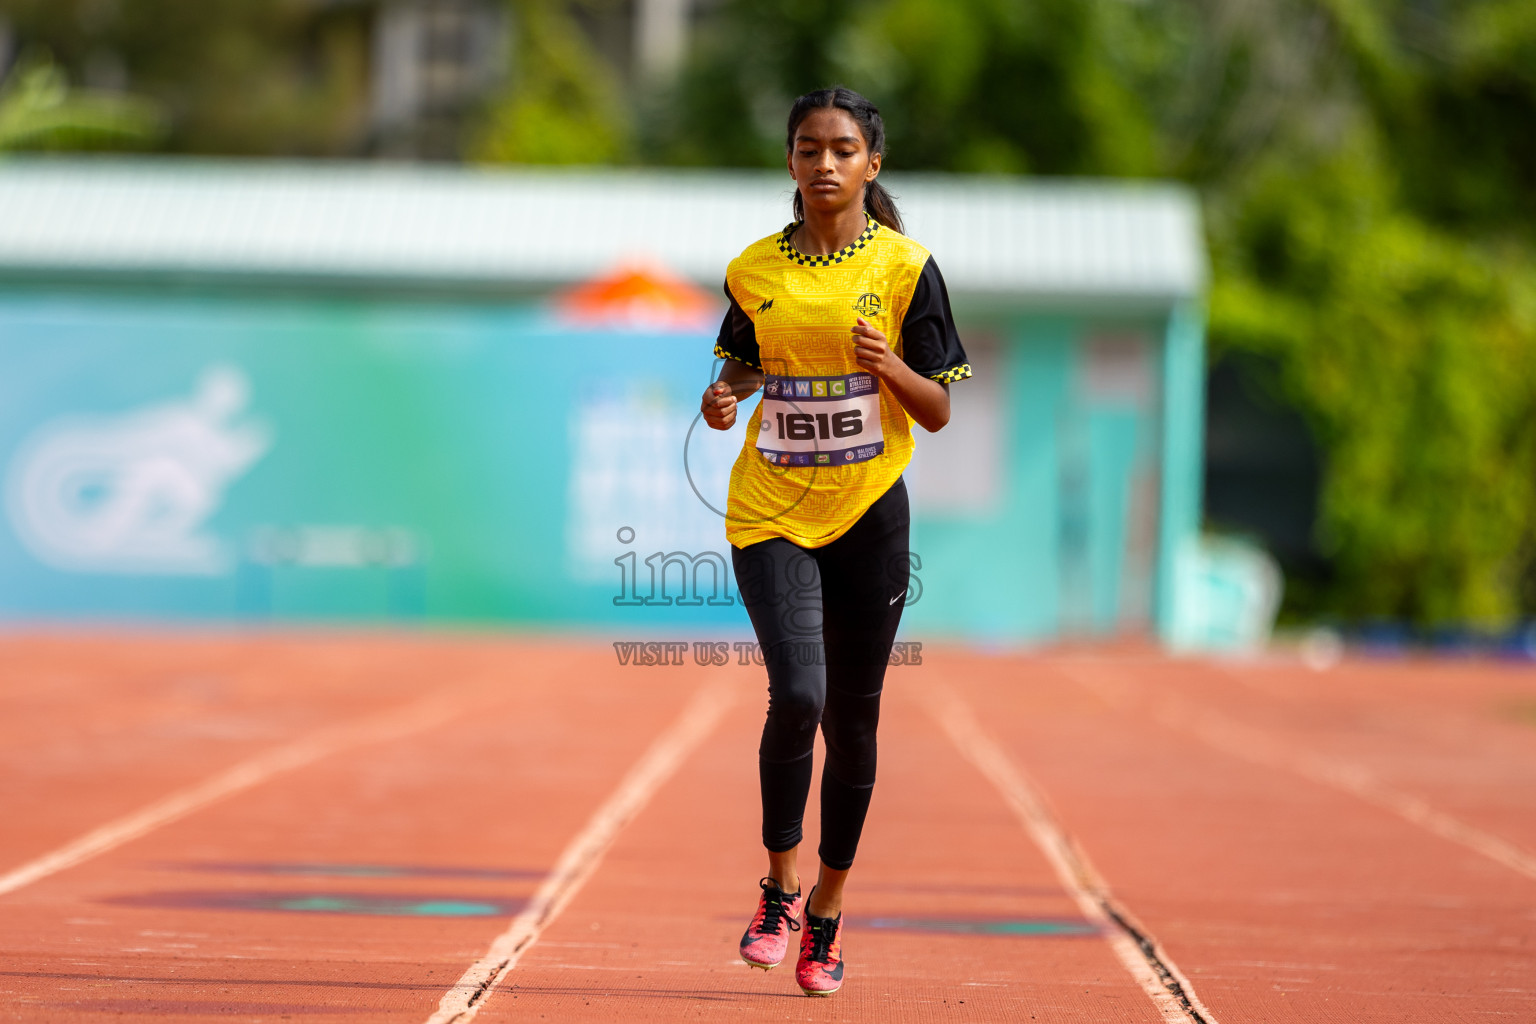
(0, 159, 1204, 298)
(0, 159, 1206, 643)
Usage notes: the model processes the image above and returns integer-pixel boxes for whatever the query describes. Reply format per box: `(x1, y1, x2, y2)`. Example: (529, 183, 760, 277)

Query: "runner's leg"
(814, 478, 911, 888)
(732, 537, 826, 874)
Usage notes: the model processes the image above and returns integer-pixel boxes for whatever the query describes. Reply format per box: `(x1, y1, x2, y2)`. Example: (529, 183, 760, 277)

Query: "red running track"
(1, 633, 1533, 1022)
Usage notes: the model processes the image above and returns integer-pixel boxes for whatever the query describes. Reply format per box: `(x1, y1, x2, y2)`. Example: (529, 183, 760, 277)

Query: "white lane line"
(1178, 696, 1536, 882)
(425, 678, 736, 1024)
(1064, 665, 1536, 885)
(917, 685, 1220, 1024)
(0, 687, 488, 897)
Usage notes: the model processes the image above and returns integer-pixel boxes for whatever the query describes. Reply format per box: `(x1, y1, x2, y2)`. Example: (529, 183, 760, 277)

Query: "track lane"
(1123, 655, 1536, 860)
(941, 650, 1536, 1023)
(918, 682, 1219, 1023)
(475, 663, 1166, 1022)
(0, 634, 520, 874)
(8, 636, 1534, 1023)
(1069, 662, 1536, 884)
(426, 676, 737, 1023)
(0, 642, 712, 1023)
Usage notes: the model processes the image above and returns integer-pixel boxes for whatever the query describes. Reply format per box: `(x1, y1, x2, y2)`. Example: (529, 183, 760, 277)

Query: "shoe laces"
(804, 913, 838, 964)
(755, 877, 801, 936)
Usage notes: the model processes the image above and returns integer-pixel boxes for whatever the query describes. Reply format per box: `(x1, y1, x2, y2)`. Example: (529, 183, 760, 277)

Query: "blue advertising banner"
(0, 291, 758, 630)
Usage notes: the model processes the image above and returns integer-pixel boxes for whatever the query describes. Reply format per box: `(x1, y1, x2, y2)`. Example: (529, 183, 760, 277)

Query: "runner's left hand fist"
(852, 317, 893, 378)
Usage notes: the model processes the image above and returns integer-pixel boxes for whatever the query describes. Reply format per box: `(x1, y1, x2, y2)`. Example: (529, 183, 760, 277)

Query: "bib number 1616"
(756, 371, 885, 466)
(775, 410, 863, 440)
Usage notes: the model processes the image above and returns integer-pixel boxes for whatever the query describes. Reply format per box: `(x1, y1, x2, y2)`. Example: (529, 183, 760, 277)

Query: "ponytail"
(862, 179, 903, 234)
(787, 86, 904, 235)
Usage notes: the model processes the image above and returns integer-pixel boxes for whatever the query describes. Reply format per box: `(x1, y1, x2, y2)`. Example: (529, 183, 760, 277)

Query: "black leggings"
(730, 477, 911, 872)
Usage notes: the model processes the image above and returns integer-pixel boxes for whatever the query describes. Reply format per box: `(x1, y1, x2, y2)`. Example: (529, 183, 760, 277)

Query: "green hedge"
(1209, 141, 1536, 626)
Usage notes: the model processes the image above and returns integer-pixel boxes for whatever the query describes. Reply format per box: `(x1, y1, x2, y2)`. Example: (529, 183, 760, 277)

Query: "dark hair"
(786, 87, 903, 234)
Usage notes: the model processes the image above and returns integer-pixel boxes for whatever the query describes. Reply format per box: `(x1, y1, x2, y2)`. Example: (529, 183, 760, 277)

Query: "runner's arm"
(851, 318, 951, 432)
(702, 359, 765, 431)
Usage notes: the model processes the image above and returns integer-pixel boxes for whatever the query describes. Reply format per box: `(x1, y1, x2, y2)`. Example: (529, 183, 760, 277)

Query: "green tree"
(1209, 140, 1536, 626)
(1, 0, 369, 155)
(0, 50, 162, 151)
(1181, 0, 1536, 627)
(643, 0, 1155, 174)
(469, 0, 629, 164)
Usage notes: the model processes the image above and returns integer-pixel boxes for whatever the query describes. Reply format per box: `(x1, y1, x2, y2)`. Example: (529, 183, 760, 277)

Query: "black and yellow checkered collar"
(777, 216, 879, 267)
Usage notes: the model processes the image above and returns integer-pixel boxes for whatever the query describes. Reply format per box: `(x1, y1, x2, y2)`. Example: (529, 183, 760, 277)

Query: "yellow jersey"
(714, 216, 971, 549)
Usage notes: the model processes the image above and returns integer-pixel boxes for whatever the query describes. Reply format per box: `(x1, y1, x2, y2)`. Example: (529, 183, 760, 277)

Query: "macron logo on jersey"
(757, 298, 774, 313)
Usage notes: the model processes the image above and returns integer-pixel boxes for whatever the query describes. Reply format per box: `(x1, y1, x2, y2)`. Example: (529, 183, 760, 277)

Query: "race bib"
(756, 372, 884, 466)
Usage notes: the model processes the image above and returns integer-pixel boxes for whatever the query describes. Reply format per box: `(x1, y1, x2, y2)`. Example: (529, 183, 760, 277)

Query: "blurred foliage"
(2, 0, 1533, 625)
(0, 0, 367, 155)
(0, 49, 161, 151)
(1186, 0, 1536, 628)
(641, 0, 1157, 174)
(468, 0, 627, 163)
(1210, 143, 1536, 625)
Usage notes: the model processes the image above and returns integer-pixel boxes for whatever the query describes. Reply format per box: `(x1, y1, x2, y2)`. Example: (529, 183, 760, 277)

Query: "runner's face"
(787, 108, 881, 216)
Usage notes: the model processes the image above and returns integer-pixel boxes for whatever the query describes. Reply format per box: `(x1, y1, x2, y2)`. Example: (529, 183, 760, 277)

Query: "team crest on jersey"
(853, 292, 883, 317)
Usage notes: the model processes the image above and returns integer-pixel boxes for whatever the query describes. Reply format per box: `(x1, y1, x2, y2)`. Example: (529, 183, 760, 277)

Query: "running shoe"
(739, 877, 802, 970)
(795, 896, 845, 996)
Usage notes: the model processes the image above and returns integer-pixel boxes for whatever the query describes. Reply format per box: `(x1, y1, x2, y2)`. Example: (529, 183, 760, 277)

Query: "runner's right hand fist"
(702, 381, 737, 431)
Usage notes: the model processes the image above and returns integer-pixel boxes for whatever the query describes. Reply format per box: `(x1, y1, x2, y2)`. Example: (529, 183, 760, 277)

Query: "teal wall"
(906, 312, 1169, 643)
(0, 288, 1198, 642)
(1154, 301, 1208, 642)
(906, 318, 1067, 641)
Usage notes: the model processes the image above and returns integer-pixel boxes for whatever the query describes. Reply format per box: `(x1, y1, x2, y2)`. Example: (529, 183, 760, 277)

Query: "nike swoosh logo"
(889, 594, 903, 605)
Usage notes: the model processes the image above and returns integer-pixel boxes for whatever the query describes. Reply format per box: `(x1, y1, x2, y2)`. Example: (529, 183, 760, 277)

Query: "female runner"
(700, 86, 971, 997)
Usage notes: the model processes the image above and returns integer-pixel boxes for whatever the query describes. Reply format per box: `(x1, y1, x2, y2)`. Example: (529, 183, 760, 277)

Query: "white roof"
(0, 158, 1205, 301)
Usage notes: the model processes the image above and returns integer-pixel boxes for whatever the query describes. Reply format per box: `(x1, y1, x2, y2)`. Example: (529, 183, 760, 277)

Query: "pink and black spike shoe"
(795, 896, 845, 996)
(739, 876, 803, 969)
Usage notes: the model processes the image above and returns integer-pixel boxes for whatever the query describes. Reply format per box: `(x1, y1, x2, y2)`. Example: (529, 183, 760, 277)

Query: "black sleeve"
(713, 282, 761, 370)
(901, 256, 972, 384)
